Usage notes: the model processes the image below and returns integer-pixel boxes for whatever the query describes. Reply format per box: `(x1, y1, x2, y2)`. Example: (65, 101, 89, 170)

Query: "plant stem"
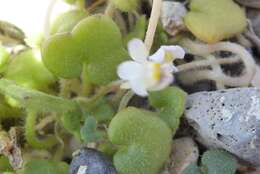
(44, 0, 58, 38)
(144, 0, 162, 52)
(105, 2, 115, 17)
(76, 81, 121, 110)
(118, 90, 135, 111)
(25, 111, 57, 149)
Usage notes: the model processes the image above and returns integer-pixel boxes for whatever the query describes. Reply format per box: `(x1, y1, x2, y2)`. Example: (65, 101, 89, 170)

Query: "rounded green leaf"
(108, 107, 172, 174)
(184, 0, 247, 43)
(111, 0, 139, 12)
(0, 156, 12, 172)
(149, 86, 187, 132)
(202, 149, 237, 174)
(42, 14, 128, 85)
(42, 35, 82, 78)
(23, 159, 69, 174)
(62, 107, 82, 138)
(182, 163, 202, 174)
(50, 9, 88, 35)
(5, 49, 56, 92)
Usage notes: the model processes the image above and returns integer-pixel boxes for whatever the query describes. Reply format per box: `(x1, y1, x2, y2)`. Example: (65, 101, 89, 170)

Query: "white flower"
(117, 38, 185, 96)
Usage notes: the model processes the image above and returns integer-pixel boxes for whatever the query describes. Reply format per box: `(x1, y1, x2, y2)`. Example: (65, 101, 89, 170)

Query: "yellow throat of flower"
(152, 63, 161, 81)
(164, 52, 174, 63)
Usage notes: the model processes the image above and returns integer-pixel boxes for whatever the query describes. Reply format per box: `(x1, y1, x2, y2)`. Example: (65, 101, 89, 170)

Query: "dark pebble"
(69, 148, 117, 174)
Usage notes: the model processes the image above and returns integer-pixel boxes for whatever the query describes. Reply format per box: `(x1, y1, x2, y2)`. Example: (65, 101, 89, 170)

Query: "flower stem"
(44, 0, 58, 39)
(76, 81, 121, 111)
(118, 90, 135, 111)
(144, 0, 162, 52)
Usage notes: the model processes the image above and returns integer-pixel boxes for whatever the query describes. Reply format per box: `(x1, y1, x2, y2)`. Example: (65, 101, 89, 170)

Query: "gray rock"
(185, 88, 260, 166)
(69, 148, 117, 174)
(161, 1, 187, 36)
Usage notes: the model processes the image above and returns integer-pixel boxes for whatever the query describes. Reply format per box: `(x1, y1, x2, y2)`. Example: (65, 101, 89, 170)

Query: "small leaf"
(111, 0, 140, 12)
(182, 163, 202, 174)
(87, 98, 115, 123)
(0, 95, 21, 120)
(201, 149, 237, 174)
(23, 159, 69, 174)
(62, 108, 82, 138)
(0, 156, 12, 172)
(0, 79, 79, 113)
(108, 107, 172, 174)
(4, 49, 56, 92)
(50, 9, 88, 35)
(149, 86, 187, 132)
(184, 0, 247, 43)
(42, 14, 128, 85)
(80, 116, 105, 143)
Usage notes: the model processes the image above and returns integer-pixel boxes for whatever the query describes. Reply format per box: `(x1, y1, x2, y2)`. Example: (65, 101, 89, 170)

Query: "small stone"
(163, 137, 199, 174)
(185, 88, 260, 166)
(69, 148, 117, 174)
(161, 1, 187, 36)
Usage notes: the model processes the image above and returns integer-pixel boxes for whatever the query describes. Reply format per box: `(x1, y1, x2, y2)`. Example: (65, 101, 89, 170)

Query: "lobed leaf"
(149, 86, 187, 132)
(201, 149, 237, 174)
(50, 9, 88, 35)
(184, 0, 247, 43)
(42, 15, 128, 85)
(108, 107, 172, 174)
(23, 160, 69, 174)
(4, 49, 56, 92)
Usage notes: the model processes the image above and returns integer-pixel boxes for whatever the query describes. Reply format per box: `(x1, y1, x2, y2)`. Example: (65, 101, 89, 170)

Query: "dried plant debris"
(0, 21, 26, 45)
(0, 127, 23, 170)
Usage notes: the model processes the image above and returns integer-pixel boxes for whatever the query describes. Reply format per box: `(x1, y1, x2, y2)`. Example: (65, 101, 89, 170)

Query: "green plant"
(108, 107, 172, 174)
(184, 0, 246, 43)
(182, 149, 237, 174)
(42, 14, 128, 85)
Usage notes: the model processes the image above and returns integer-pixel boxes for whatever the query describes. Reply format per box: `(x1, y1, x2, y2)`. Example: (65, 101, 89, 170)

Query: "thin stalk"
(144, 0, 162, 52)
(105, 2, 115, 17)
(44, 0, 58, 38)
(118, 90, 135, 111)
(25, 111, 57, 149)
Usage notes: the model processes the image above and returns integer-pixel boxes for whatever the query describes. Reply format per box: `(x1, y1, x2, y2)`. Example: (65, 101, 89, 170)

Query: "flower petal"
(161, 64, 178, 73)
(117, 61, 143, 80)
(129, 79, 148, 96)
(161, 45, 185, 59)
(149, 74, 174, 91)
(128, 38, 149, 62)
(149, 48, 165, 63)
